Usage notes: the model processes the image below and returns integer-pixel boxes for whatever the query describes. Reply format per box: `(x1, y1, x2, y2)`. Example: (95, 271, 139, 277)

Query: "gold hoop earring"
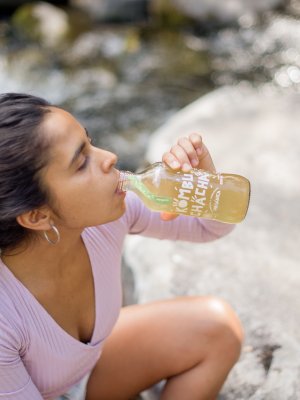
(43, 224, 60, 245)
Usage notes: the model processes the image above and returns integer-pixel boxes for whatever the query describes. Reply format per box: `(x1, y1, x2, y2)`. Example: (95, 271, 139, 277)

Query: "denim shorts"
(55, 373, 91, 400)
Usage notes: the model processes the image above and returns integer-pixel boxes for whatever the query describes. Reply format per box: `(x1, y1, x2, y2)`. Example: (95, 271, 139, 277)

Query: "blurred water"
(0, 4, 299, 169)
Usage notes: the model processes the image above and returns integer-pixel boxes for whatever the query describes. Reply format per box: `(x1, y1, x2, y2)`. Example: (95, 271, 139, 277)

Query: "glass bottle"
(118, 162, 250, 224)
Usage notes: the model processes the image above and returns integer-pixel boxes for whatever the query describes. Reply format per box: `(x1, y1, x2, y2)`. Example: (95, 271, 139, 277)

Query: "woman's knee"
(192, 296, 244, 361)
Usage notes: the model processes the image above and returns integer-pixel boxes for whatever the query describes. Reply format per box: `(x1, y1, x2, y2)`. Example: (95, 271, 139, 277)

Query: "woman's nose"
(100, 150, 118, 173)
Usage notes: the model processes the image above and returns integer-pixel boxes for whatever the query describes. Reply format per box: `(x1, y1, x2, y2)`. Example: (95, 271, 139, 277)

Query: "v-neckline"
(0, 230, 97, 348)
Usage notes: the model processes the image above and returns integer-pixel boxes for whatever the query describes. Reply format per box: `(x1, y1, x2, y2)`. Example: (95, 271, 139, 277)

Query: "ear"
(16, 207, 52, 232)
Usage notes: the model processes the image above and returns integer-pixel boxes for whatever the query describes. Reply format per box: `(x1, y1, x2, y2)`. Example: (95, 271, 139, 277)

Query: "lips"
(115, 170, 125, 195)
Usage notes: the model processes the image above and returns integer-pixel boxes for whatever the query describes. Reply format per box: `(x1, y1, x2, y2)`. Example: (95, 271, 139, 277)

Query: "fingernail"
(196, 148, 202, 155)
(171, 160, 180, 169)
(182, 163, 191, 172)
(192, 158, 199, 167)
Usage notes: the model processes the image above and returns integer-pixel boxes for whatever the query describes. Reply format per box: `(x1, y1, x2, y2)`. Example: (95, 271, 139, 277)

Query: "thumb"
(160, 212, 178, 221)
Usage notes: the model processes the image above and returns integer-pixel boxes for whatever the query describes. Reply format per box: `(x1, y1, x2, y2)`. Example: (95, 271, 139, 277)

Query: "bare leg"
(86, 296, 244, 400)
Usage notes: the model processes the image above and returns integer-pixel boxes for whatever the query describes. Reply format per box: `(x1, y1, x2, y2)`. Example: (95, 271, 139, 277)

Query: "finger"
(160, 212, 178, 221)
(189, 133, 203, 157)
(177, 137, 199, 168)
(188, 133, 216, 173)
(197, 142, 216, 173)
(162, 152, 181, 170)
(169, 144, 193, 172)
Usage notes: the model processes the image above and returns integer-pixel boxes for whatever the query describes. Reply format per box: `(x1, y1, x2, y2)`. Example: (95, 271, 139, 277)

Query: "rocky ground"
(123, 84, 300, 399)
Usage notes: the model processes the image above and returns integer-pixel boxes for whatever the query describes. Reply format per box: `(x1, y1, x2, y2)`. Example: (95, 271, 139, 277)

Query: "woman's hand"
(160, 133, 216, 221)
(162, 133, 216, 173)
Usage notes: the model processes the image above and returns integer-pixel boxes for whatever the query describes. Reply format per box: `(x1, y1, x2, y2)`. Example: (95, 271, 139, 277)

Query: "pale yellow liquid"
(131, 168, 250, 224)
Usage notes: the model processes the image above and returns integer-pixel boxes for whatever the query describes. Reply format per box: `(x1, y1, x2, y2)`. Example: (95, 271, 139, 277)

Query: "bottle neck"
(118, 171, 134, 193)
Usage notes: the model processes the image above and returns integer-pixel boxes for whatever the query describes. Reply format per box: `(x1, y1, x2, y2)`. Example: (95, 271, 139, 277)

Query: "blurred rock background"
(1, 1, 300, 399)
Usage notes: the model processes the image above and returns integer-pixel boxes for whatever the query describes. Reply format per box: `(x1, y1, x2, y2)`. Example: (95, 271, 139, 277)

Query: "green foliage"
(11, 3, 41, 42)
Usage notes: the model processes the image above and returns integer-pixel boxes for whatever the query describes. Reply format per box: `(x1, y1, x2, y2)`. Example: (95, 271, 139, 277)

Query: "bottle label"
(209, 188, 221, 214)
(173, 170, 222, 216)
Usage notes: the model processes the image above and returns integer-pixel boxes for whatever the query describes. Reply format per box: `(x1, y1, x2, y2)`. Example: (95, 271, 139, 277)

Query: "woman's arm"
(0, 316, 43, 400)
(125, 191, 234, 243)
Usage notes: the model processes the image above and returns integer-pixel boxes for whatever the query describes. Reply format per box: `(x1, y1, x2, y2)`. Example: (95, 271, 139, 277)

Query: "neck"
(1, 228, 85, 281)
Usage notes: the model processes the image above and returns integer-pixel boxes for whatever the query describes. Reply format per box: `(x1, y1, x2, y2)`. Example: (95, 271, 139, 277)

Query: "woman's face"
(40, 107, 126, 230)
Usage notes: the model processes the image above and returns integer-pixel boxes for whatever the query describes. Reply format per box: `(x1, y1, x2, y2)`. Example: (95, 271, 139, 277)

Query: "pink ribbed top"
(0, 192, 234, 399)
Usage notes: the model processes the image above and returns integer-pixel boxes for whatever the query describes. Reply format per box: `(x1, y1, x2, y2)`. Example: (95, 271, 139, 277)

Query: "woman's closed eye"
(77, 136, 94, 171)
(77, 154, 90, 171)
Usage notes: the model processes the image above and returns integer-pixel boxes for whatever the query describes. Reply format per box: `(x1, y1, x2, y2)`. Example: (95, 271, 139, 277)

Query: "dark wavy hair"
(0, 93, 53, 252)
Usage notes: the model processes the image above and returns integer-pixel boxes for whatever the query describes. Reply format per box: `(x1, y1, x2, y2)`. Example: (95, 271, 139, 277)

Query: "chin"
(96, 206, 126, 226)
(114, 202, 127, 220)
(115, 205, 126, 219)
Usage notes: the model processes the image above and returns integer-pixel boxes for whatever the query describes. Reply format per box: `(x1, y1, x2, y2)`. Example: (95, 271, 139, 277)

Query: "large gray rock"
(123, 84, 300, 399)
(169, 0, 285, 22)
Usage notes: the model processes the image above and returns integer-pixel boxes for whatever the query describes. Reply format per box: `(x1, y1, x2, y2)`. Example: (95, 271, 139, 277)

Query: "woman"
(0, 93, 243, 400)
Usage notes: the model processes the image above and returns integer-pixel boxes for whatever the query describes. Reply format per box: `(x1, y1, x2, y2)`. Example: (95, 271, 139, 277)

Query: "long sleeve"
(124, 192, 235, 243)
(0, 314, 43, 400)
